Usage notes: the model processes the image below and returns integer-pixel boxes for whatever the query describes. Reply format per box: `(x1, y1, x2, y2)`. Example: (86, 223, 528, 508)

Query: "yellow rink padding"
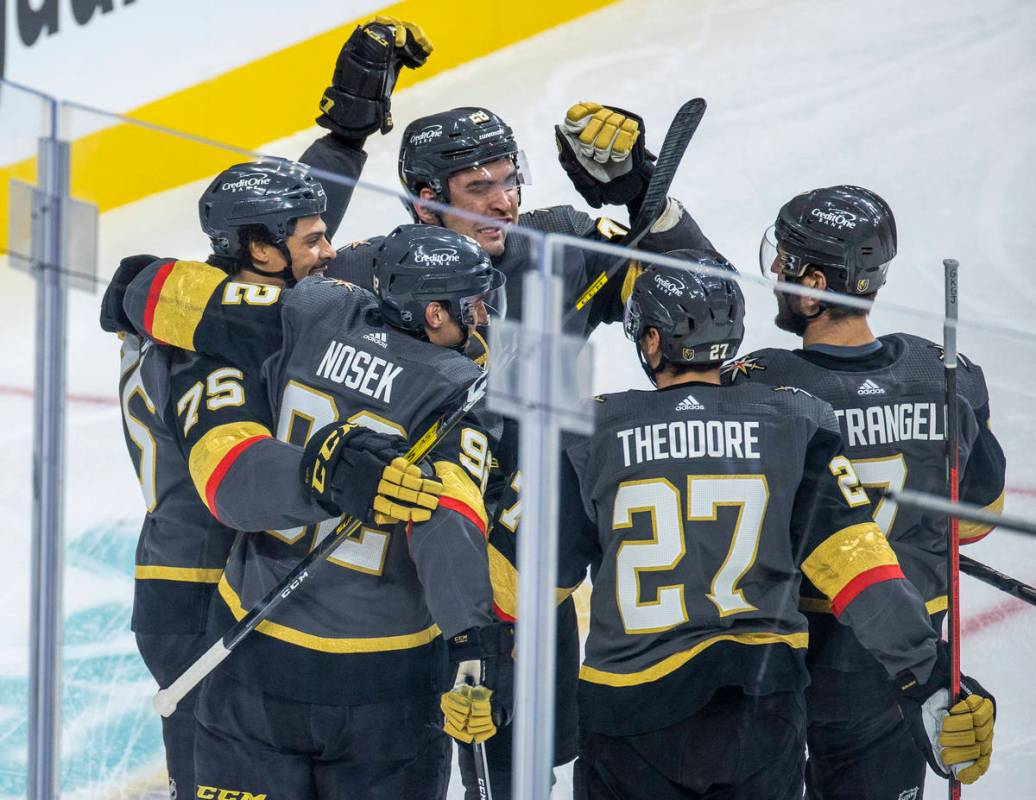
(0, 0, 620, 253)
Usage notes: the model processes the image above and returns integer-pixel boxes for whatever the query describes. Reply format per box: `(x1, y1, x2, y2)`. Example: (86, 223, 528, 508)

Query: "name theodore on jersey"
(315, 340, 403, 402)
(834, 402, 944, 447)
(617, 420, 761, 467)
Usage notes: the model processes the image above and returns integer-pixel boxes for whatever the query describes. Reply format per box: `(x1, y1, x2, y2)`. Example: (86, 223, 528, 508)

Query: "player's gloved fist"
(373, 456, 441, 526)
(316, 16, 433, 139)
(100, 254, 159, 333)
(440, 623, 516, 744)
(896, 642, 996, 784)
(555, 102, 656, 209)
(300, 421, 442, 525)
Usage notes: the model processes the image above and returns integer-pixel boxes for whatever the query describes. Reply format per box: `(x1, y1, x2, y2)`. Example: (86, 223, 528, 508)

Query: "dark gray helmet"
(397, 107, 525, 221)
(373, 224, 506, 335)
(763, 185, 897, 295)
(624, 250, 745, 383)
(199, 159, 326, 259)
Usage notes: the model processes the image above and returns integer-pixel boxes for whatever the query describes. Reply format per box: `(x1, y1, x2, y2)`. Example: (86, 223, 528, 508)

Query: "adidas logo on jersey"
(675, 393, 704, 411)
(857, 379, 885, 396)
(363, 332, 388, 349)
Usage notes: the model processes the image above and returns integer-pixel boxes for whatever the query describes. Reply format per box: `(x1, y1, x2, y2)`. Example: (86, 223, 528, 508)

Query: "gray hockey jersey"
(124, 261, 497, 705)
(721, 334, 1007, 670)
(562, 381, 940, 736)
(117, 334, 234, 633)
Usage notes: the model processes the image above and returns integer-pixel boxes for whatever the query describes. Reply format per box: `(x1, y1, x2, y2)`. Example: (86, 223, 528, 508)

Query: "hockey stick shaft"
(473, 742, 493, 800)
(154, 370, 490, 717)
(943, 258, 961, 800)
(959, 555, 1036, 608)
(883, 487, 1035, 537)
(568, 97, 707, 318)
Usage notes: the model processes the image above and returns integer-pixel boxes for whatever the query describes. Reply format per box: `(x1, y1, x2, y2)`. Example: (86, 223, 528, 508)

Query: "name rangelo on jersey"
(315, 339, 403, 402)
(616, 420, 761, 467)
(834, 402, 944, 447)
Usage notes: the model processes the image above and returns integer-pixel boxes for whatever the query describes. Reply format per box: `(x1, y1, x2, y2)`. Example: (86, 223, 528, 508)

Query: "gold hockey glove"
(897, 643, 996, 785)
(300, 422, 442, 525)
(555, 102, 656, 209)
(440, 624, 515, 744)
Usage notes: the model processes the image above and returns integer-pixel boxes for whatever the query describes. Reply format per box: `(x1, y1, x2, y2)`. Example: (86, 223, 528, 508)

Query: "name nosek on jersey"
(315, 339, 403, 402)
(834, 402, 944, 447)
(616, 420, 761, 468)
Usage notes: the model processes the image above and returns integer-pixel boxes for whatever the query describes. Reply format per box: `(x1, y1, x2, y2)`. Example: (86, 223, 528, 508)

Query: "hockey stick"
(943, 258, 962, 800)
(472, 741, 493, 800)
(883, 488, 1036, 538)
(960, 555, 1036, 609)
(153, 369, 490, 717)
(567, 97, 707, 319)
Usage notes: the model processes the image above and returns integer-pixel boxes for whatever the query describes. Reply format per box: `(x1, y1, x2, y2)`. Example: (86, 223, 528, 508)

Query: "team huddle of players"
(99, 15, 1006, 800)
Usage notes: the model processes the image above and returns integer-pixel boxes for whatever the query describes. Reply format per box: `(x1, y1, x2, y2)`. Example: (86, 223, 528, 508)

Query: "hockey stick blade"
(569, 97, 707, 317)
(153, 369, 490, 717)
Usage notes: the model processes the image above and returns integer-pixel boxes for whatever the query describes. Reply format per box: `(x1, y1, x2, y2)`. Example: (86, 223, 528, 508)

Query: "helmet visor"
(623, 296, 643, 342)
(458, 268, 507, 327)
(759, 225, 809, 280)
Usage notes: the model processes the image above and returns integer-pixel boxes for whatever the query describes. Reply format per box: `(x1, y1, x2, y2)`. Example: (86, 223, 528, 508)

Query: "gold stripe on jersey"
(487, 543, 576, 619)
(800, 594, 948, 616)
(150, 261, 226, 349)
(135, 565, 223, 583)
(218, 576, 441, 652)
(800, 522, 898, 600)
(433, 461, 489, 532)
(959, 488, 1004, 542)
(189, 421, 273, 509)
(580, 631, 809, 687)
(619, 261, 643, 305)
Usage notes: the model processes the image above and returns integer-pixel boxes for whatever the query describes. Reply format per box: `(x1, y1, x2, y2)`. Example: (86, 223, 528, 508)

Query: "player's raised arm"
(792, 414, 995, 785)
(302, 16, 433, 240)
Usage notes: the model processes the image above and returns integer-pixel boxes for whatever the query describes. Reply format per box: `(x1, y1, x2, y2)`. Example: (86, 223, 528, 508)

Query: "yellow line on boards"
(0, 0, 619, 254)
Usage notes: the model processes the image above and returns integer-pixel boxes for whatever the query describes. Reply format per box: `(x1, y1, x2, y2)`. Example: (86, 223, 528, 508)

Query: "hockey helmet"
(199, 159, 327, 261)
(373, 224, 507, 334)
(624, 250, 745, 383)
(761, 185, 897, 295)
(398, 107, 528, 221)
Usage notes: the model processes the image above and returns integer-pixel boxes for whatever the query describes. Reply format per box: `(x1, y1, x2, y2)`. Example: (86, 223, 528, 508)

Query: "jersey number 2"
(613, 475, 768, 634)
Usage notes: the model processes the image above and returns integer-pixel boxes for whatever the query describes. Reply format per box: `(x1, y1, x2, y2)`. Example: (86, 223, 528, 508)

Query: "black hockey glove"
(441, 622, 516, 744)
(100, 254, 159, 334)
(555, 102, 656, 211)
(316, 16, 433, 139)
(300, 421, 442, 525)
(896, 642, 995, 785)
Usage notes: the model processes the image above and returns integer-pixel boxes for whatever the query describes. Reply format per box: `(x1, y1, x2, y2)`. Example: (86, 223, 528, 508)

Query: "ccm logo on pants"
(196, 787, 267, 800)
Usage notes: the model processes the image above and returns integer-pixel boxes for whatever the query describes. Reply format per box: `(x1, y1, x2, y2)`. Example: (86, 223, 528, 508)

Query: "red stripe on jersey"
(143, 260, 175, 339)
(438, 496, 488, 538)
(831, 564, 906, 617)
(959, 528, 993, 545)
(493, 603, 516, 623)
(204, 435, 268, 520)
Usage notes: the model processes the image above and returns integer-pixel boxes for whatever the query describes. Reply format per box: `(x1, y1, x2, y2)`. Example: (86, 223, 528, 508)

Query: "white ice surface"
(1, 0, 1034, 797)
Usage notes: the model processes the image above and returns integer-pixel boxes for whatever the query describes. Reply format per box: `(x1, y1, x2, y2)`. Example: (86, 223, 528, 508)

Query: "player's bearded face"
(285, 215, 336, 283)
(768, 258, 809, 336)
(441, 160, 520, 258)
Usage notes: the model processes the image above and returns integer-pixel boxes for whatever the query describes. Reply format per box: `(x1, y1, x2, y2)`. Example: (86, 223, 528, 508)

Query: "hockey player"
(563, 255, 997, 799)
(328, 100, 717, 798)
(101, 158, 335, 798)
(118, 224, 512, 799)
(99, 17, 434, 791)
(721, 185, 1006, 799)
